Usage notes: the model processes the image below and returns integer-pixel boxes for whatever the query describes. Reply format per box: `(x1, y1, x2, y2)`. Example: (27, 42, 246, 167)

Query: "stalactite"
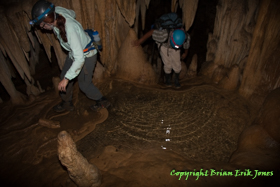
(84, 0, 94, 29)
(0, 7, 32, 81)
(141, 0, 147, 30)
(5, 4, 31, 54)
(171, 0, 178, 12)
(48, 33, 67, 70)
(0, 51, 26, 105)
(179, 0, 199, 31)
(29, 33, 41, 75)
(208, 0, 259, 68)
(0, 0, 278, 110)
(134, 0, 141, 35)
(116, 0, 136, 27)
(70, 0, 83, 24)
(80, 0, 90, 28)
(35, 30, 53, 62)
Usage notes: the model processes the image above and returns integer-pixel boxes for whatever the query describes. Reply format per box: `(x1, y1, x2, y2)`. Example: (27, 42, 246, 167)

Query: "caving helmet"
(29, 0, 55, 26)
(170, 29, 186, 49)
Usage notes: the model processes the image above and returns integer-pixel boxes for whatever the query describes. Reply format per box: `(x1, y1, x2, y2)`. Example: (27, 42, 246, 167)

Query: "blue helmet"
(170, 29, 186, 49)
(29, 0, 55, 26)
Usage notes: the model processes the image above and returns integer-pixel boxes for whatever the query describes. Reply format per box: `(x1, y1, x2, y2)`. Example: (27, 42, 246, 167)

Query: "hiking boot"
(174, 73, 181, 89)
(165, 73, 172, 87)
(53, 101, 75, 113)
(90, 97, 111, 111)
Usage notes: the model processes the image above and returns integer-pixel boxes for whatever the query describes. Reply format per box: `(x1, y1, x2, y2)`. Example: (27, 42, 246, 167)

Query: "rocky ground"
(2, 76, 275, 187)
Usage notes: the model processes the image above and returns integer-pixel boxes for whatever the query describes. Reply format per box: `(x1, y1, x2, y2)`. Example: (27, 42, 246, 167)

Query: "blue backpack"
(154, 13, 183, 30)
(83, 29, 102, 53)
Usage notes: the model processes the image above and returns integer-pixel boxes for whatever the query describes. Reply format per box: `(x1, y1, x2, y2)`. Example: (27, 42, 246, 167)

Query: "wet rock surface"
(1, 78, 279, 187)
(79, 79, 253, 163)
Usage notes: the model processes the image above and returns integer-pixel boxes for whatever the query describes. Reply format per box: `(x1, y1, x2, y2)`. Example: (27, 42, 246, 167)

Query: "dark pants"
(59, 54, 103, 102)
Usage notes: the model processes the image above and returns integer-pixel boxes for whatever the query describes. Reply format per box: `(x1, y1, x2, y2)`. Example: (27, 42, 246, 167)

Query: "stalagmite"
(206, 33, 216, 62)
(199, 60, 217, 79)
(24, 76, 44, 96)
(218, 64, 240, 91)
(187, 54, 197, 78)
(211, 65, 228, 84)
(115, 29, 157, 85)
(57, 131, 101, 187)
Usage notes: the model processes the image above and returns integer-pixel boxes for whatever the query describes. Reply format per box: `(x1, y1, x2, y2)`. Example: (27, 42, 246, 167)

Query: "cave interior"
(0, 0, 280, 186)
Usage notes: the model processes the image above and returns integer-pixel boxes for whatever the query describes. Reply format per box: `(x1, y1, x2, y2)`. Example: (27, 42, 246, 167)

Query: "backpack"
(83, 29, 102, 53)
(154, 13, 183, 30)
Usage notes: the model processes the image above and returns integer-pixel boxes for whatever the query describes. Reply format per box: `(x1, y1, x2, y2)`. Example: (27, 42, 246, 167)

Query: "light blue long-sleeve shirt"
(53, 6, 97, 80)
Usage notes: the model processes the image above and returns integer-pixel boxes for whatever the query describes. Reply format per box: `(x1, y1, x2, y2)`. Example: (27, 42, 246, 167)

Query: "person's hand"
(58, 78, 69, 92)
(131, 40, 140, 47)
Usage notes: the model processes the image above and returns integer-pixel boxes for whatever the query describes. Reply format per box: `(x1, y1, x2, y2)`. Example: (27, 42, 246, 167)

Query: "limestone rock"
(57, 131, 101, 187)
(115, 29, 157, 85)
(218, 64, 240, 91)
(199, 60, 217, 79)
(230, 87, 280, 169)
(211, 65, 228, 84)
(186, 54, 197, 78)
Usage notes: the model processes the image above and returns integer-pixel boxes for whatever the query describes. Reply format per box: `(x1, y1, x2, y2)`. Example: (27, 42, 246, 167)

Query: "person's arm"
(58, 29, 85, 92)
(131, 29, 155, 47)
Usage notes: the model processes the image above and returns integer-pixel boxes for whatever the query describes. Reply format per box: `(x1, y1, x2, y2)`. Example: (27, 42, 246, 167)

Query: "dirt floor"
(3, 74, 277, 187)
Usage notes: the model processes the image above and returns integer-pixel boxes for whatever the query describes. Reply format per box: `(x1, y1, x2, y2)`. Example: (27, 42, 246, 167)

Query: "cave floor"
(0, 77, 271, 187)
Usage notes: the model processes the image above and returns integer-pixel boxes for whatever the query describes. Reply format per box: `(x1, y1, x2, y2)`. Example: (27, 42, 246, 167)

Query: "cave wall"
(203, 0, 280, 107)
(239, 0, 280, 106)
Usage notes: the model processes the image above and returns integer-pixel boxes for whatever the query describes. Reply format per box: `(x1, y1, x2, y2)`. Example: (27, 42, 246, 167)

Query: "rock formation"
(57, 130, 101, 187)
(230, 87, 280, 169)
